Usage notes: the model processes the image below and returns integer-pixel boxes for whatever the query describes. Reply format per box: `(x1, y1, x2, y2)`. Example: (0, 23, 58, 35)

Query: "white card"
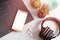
(12, 10, 28, 31)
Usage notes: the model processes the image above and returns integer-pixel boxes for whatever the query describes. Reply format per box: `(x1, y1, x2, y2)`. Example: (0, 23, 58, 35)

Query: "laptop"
(0, 0, 34, 37)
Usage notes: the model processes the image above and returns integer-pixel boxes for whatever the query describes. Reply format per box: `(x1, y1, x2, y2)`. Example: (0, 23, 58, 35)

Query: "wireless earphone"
(39, 17, 60, 40)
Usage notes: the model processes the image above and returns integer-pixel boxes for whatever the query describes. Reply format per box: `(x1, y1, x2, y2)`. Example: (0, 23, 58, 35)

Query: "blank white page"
(12, 10, 28, 31)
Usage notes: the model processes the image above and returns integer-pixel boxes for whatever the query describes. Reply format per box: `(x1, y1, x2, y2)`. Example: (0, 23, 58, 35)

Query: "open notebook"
(0, 0, 34, 37)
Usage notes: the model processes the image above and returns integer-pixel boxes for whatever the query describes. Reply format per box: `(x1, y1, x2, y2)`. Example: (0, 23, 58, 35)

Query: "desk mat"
(0, 0, 34, 37)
